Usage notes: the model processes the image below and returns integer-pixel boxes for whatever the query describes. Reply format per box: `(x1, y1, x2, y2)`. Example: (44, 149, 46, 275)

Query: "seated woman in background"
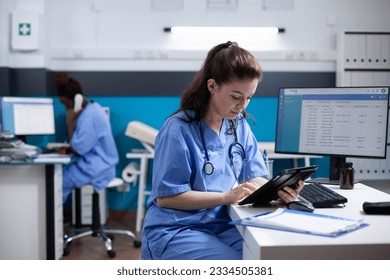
(141, 41, 303, 260)
(53, 72, 119, 204)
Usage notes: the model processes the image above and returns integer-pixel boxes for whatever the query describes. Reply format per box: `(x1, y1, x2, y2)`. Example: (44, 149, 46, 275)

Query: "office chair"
(63, 177, 141, 258)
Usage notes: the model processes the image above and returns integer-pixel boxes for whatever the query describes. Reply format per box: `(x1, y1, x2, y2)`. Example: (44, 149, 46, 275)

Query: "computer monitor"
(275, 86, 389, 184)
(0, 96, 55, 140)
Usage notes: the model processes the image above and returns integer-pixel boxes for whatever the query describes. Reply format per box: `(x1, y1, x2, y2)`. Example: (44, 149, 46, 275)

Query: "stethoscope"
(198, 119, 246, 182)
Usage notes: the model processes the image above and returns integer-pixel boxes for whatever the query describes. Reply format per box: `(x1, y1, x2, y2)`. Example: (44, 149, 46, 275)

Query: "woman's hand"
(277, 180, 304, 204)
(223, 181, 259, 204)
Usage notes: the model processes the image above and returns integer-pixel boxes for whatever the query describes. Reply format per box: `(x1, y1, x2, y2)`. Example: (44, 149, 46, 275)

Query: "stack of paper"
(231, 208, 368, 237)
(0, 143, 40, 161)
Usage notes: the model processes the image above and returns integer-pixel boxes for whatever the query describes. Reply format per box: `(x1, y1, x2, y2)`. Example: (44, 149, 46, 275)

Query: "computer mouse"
(286, 201, 315, 212)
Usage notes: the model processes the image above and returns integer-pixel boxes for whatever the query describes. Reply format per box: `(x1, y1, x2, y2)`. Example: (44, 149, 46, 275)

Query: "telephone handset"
(74, 93, 83, 112)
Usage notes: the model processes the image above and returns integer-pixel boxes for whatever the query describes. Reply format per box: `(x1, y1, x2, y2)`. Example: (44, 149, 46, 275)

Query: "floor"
(61, 210, 142, 260)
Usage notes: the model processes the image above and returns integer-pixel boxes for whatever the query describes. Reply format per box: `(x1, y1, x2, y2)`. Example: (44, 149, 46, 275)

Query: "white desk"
(0, 156, 70, 260)
(229, 183, 390, 260)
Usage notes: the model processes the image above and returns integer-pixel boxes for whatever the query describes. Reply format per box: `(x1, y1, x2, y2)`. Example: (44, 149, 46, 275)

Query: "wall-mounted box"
(11, 10, 39, 51)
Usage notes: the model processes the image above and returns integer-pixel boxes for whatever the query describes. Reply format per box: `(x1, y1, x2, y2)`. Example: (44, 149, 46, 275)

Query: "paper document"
(230, 208, 368, 237)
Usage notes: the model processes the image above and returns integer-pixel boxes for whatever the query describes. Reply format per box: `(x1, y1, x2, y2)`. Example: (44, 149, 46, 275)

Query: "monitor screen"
(0, 96, 55, 136)
(275, 86, 389, 183)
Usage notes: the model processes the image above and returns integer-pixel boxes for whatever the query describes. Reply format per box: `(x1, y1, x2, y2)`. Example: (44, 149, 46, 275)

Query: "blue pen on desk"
(263, 149, 271, 178)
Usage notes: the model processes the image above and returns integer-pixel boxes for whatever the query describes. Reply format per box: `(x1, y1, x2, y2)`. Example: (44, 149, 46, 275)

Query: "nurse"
(141, 41, 303, 260)
(53, 72, 119, 204)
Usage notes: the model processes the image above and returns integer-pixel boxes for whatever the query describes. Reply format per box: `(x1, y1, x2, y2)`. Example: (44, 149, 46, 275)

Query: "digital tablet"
(238, 165, 318, 207)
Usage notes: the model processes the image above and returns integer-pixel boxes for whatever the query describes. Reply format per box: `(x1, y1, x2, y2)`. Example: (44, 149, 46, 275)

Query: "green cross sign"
(19, 23, 31, 36)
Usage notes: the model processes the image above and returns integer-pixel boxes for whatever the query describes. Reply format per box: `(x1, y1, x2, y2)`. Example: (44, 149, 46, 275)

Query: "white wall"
(1, 0, 390, 71)
(1, 0, 45, 68)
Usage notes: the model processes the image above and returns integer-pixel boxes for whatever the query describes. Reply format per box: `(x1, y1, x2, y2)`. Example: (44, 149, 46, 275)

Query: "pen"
(263, 149, 271, 177)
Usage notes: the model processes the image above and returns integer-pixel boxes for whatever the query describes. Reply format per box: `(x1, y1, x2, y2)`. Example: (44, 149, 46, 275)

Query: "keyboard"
(299, 182, 348, 208)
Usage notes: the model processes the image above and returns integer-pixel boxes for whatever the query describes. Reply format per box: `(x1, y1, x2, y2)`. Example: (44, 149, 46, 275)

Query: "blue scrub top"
(142, 111, 268, 258)
(63, 102, 119, 194)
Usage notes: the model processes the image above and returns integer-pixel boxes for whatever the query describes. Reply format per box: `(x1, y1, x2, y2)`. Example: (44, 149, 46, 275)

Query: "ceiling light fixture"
(163, 26, 285, 34)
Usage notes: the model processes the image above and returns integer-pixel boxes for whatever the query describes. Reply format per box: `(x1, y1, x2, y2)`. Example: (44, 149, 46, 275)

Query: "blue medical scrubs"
(141, 111, 268, 260)
(62, 102, 119, 202)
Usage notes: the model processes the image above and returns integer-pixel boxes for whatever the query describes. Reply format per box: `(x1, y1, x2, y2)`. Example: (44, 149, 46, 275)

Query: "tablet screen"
(238, 165, 318, 207)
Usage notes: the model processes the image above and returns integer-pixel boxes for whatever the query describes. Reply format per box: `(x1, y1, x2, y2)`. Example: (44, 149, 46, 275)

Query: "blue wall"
(26, 95, 329, 210)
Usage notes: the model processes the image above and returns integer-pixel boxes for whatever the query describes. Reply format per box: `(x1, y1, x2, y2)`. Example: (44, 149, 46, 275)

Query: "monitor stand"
(306, 156, 360, 185)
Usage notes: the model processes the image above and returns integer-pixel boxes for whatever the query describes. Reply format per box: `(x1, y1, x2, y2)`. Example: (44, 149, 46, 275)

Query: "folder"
(366, 34, 381, 69)
(380, 34, 390, 69)
(230, 208, 368, 237)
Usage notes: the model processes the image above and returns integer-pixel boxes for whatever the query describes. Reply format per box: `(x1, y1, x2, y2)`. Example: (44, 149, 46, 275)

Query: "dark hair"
(53, 72, 83, 100)
(176, 41, 262, 121)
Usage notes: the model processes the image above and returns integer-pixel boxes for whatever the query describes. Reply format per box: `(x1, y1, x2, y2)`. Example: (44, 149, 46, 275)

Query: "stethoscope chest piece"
(203, 161, 215, 175)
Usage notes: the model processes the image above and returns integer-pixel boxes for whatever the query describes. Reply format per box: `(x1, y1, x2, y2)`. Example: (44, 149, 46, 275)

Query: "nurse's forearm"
(156, 190, 228, 210)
